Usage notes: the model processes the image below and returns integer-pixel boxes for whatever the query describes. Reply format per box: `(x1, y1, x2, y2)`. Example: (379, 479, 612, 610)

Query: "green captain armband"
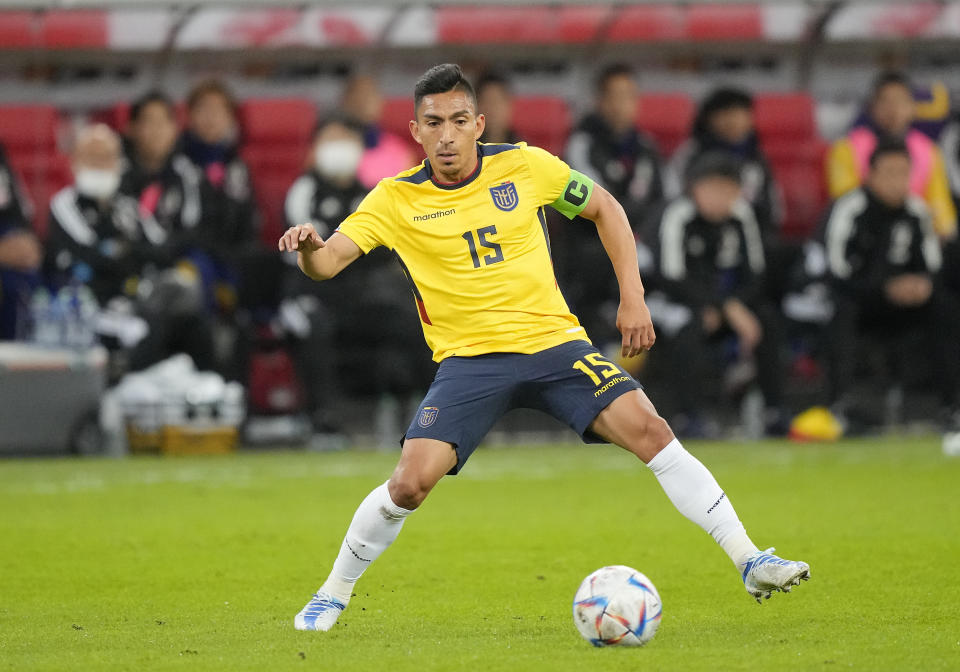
(550, 169, 595, 220)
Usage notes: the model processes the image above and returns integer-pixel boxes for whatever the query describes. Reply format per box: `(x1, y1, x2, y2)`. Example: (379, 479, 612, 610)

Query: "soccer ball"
(572, 565, 662, 647)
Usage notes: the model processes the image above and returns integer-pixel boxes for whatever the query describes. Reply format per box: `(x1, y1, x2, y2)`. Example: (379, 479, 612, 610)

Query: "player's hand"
(617, 296, 656, 358)
(278, 223, 325, 254)
(722, 298, 762, 355)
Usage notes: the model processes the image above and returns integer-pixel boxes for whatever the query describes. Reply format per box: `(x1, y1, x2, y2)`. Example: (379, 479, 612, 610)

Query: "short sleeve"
(520, 144, 573, 205)
(520, 144, 596, 220)
(335, 181, 396, 253)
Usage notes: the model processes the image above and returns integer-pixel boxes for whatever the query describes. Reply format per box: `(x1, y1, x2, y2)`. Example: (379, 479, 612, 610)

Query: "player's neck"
(432, 148, 480, 186)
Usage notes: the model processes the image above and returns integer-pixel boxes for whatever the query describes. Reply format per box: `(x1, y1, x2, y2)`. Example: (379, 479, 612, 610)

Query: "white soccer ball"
(572, 565, 662, 647)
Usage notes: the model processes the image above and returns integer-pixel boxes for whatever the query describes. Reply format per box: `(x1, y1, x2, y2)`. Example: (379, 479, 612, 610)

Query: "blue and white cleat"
(741, 547, 810, 603)
(294, 590, 347, 631)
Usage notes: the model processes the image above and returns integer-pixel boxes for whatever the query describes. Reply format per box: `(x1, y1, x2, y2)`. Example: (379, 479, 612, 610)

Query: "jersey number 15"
(462, 225, 505, 268)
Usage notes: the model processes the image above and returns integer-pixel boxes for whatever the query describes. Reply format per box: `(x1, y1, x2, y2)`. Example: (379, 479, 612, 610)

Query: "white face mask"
(315, 139, 363, 181)
(75, 168, 120, 200)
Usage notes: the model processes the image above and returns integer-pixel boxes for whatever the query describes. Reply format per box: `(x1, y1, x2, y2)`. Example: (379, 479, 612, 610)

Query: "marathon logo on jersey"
(418, 406, 440, 428)
(413, 208, 456, 222)
(489, 181, 519, 212)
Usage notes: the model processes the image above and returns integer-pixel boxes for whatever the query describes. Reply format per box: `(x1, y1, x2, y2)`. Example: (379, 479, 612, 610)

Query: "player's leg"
(295, 438, 456, 631)
(589, 389, 809, 601)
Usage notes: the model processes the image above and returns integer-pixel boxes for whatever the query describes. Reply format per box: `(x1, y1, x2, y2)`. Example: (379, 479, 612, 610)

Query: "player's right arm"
(278, 224, 362, 281)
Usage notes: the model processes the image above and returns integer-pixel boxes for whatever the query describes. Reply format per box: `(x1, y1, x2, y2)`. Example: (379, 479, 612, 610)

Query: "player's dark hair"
(186, 79, 237, 116)
(414, 64, 477, 115)
(685, 150, 743, 187)
(869, 138, 911, 168)
(595, 63, 635, 96)
(129, 90, 175, 124)
(476, 71, 512, 97)
(870, 71, 913, 101)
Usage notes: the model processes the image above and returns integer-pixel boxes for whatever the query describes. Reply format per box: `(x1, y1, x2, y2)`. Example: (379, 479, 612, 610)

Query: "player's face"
(131, 101, 178, 164)
(709, 107, 754, 145)
(411, 90, 485, 182)
(867, 153, 911, 207)
(871, 84, 915, 136)
(690, 176, 741, 223)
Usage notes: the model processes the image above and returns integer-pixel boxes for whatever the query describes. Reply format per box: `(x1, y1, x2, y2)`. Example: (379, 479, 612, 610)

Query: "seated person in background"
(181, 79, 259, 249)
(283, 116, 433, 442)
(476, 72, 520, 145)
(645, 151, 786, 436)
(828, 71, 956, 240)
(0, 142, 42, 339)
(939, 107, 960, 214)
(46, 124, 214, 373)
(824, 139, 959, 426)
(341, 74, 416, 189)
(560, 63, 664, 350)
(666, 87, 783, 239)
(121, 90, 203, 246)
(180, 79, 266, 378)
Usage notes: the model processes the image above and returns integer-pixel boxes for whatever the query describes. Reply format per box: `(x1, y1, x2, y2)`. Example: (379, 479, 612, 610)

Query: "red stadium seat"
(512, 96, 571, 156)
(636, 93, 695, 158)
(754, 93, 817, 142)
(0, 105, 64, 237)
(240, 98, 316, 146)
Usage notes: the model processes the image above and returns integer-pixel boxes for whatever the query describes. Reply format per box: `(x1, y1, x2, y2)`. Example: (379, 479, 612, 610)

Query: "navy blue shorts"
(403, 340, 642, 474)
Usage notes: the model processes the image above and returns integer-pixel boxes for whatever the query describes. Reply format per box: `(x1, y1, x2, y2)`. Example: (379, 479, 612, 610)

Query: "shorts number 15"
(572, 353, 621, 386)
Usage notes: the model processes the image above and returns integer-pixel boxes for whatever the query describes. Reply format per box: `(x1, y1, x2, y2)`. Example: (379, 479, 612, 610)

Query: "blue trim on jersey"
(394, 165, 432, 185)
(393, 144, 519, 189)
(537, 206, 552, 256)
(479, 142, 521, 157)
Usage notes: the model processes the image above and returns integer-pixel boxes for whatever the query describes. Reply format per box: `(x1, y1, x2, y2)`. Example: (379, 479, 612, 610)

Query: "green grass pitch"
(2, 437, 958, 671)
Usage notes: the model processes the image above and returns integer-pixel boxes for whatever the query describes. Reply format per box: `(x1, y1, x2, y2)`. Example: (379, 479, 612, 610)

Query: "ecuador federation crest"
(418, 406, 440, 428)
(489, 181, 519, 212)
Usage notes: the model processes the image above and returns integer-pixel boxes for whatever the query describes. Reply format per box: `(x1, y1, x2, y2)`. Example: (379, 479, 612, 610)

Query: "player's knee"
(387, 474, 432, 510)
(634, 409, 674, 459)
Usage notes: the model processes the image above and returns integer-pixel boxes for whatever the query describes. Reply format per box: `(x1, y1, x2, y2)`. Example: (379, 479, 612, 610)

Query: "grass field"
(2, 437, 958, 671)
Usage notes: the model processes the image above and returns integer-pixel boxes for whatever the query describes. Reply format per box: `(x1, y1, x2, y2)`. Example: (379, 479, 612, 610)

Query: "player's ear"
(475, 113, 486, 141)
(409, 119, 422, 146)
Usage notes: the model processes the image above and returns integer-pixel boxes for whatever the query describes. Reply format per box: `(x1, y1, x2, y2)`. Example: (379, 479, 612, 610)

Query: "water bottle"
(30, 288, 60, 346)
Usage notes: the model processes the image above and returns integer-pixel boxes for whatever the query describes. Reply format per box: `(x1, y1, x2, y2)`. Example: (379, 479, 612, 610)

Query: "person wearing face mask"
(828, 71, 956, 240)
(282, 116, 433, 442)
(121, 90, 203, 249)
(45, 124, 215, 373)
(0, 142, 42, 339)
(666, 87, 783, 240)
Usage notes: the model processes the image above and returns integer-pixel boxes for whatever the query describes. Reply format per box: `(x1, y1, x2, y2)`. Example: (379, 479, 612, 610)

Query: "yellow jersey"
(336, 142, 596, 361)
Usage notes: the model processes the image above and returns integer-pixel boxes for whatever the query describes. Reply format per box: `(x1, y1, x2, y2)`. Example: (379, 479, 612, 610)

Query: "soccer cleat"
(741, 547, 810, 604)
(294, 591, 347, 631)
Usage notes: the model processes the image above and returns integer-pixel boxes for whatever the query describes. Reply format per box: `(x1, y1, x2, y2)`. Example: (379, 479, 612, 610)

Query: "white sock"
(320, 481, 414, 602)
(647, 439, 758, 568)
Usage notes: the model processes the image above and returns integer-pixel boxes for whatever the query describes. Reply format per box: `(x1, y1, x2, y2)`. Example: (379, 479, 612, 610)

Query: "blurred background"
(2, 0, 960, 457)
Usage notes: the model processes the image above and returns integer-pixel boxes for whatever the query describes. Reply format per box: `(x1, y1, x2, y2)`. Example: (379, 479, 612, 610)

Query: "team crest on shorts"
(489, 181, 519, 212)
(418, 406, 440, 428)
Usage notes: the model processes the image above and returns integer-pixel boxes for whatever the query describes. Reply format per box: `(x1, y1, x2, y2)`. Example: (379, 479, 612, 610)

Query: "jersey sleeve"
(335, 181, 396, 253)
(521, 144, 595, 220)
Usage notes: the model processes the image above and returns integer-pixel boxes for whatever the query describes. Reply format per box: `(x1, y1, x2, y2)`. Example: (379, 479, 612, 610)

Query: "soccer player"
(279, 64, 810, 632)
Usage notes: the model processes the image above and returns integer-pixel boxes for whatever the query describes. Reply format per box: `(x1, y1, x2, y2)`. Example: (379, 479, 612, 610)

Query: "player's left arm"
(579, 184, 656, 357)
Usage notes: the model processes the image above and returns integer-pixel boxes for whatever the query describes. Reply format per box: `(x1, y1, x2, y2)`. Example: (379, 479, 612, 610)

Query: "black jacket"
(648, 196, 767, 311)
(0, 144, 33, 234)
(120, 145, 203, 255)
(45, 186, 171, 303)
(565, 113, 663, 230)
(822, 187, 941, 301)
